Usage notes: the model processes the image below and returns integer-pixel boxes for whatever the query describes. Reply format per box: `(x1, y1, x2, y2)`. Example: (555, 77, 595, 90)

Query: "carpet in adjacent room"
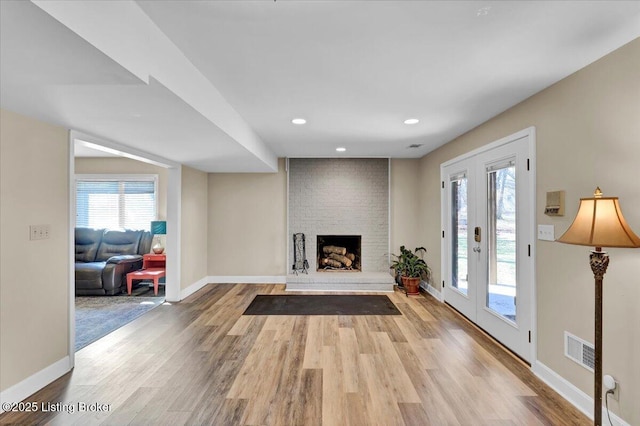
(75, 285, 164, 351)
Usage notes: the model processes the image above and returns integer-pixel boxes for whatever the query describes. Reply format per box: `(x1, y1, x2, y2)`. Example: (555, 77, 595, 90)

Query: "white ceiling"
(1, 1, 639, 172)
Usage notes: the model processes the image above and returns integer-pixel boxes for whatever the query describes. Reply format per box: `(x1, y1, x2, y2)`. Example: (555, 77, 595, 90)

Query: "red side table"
(126, 254, 166, 295)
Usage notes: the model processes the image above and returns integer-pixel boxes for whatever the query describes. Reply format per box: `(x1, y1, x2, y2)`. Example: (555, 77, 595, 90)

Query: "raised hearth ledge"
(286, 272, 394, 292)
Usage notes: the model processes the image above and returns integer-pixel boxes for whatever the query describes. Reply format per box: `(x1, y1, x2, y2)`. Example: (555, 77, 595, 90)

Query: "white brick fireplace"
(287, 158, 394, 291)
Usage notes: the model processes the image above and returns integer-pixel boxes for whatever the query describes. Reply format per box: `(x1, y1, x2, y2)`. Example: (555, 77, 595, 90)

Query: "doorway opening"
(69, 134, 180, 357)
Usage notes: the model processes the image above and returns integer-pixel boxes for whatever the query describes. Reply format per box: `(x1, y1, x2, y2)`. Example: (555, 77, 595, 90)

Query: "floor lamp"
(557, 188, 640, 426)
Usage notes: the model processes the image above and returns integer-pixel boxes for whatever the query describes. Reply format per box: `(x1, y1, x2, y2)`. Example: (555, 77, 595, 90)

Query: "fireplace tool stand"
(292, 233, 309, 275)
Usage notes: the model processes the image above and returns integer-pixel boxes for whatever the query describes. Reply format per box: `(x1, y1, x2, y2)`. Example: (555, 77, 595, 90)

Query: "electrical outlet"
(604, 374, 619, 401)
(609, 387, 619, 401)
(537, 224, 555, 241)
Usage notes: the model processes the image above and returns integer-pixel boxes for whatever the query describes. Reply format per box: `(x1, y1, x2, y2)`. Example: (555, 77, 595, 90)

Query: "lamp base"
(590, 248, 609, 280)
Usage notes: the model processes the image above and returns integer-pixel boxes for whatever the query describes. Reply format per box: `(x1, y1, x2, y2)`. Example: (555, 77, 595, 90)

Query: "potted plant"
(390, 246, 431, 295)
(390, 245, 411, 286)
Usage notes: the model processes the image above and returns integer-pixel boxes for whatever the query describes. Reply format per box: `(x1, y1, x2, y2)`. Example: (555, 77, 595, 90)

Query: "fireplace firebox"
(317, 235, 361, 272)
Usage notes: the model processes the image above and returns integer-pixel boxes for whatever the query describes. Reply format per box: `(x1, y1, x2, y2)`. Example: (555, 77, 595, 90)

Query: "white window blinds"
(76, 175, 157, 231)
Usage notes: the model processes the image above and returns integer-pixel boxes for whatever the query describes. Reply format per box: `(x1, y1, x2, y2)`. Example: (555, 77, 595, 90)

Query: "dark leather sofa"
(75, 228, 152, 295)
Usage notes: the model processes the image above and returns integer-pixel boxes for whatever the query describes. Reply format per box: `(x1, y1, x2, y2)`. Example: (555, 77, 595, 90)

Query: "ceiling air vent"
(564, 331, 595, 372)
(407, 144, 423, 149)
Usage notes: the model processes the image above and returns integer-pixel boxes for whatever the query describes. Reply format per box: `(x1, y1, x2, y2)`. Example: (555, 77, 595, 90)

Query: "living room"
(1, 1, 639, 425)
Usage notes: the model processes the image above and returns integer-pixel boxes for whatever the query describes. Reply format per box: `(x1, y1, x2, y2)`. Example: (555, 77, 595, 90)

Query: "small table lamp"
(557, 187, 640, 426)
(150, 220, 167, 254)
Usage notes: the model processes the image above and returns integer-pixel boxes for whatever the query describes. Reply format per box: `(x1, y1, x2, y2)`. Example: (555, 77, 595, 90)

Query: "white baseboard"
(180, 276, 287, 300)
(285, 283, 393, 292)
(532, 361, 630, 426)
(0, 356, 71, 413)
(179, 276, 209, 300)
(207, 276, 287, 284)
(422, 282, 443, 302)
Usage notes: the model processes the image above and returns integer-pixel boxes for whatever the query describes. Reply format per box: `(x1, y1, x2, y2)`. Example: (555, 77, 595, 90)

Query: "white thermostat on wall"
(544, 190, 565, 216)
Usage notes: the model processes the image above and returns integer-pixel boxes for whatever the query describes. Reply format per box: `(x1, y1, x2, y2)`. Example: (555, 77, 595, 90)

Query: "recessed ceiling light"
(291, 118, 307, 125)
(404, 118, 419, 125)
(477, 6, 491, 16)
(336, 147, 346, 152)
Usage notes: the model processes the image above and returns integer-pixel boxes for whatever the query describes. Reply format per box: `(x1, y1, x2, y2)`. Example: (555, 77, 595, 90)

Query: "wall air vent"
(564, 331, 595, 372)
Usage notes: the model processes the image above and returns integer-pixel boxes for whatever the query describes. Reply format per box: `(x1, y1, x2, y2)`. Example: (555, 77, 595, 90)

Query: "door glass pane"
(451, 176, 468, 295)
(487, 165, 516, 322)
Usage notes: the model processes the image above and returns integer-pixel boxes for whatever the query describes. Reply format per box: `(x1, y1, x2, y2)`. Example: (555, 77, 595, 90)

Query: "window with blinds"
(76, 175, 158, 231)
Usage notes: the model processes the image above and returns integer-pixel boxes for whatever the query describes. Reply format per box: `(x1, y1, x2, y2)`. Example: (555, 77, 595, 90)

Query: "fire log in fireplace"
(317, 235, 361, 271)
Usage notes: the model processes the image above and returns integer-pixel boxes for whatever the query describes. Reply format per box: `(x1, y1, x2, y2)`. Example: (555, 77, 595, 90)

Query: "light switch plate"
(537, 224, 555, 241)
(29, 224, 50, 240)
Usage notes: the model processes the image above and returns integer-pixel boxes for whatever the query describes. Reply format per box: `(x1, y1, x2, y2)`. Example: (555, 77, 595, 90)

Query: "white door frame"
(440, 127, 537, 364)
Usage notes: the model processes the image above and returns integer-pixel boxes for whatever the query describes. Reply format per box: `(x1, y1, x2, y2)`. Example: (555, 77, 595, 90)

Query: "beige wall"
(418, 39, 640, 423)
(180, 165, 208, 289)
(390, 159, 423, 258)
(75, 157, 168, 220)
(0, 109, 70, 391)
(207, 158, 420, 278)
(207, 158, 287, 276)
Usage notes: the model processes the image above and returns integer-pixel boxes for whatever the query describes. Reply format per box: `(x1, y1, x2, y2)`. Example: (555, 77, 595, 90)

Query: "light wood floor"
(0, 284, 588, 425)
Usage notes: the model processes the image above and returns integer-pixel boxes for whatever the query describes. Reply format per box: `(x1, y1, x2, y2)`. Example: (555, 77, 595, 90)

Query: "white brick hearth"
(286, 272, 395, 292)
(287, 158, 392, 291)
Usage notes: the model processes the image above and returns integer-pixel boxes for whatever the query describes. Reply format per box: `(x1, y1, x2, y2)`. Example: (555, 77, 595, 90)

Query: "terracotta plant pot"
(401, 276, 420, 295)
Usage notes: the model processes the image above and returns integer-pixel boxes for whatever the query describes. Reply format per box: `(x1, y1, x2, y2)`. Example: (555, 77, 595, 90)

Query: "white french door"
(442, 129, 535, 362)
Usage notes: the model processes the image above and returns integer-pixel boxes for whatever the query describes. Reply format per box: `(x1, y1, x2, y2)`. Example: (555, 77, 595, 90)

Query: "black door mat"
(243, 294, 401, 316)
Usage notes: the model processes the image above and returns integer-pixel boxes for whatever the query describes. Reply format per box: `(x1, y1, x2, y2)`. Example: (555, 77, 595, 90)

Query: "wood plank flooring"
(0, 284, 589, 425)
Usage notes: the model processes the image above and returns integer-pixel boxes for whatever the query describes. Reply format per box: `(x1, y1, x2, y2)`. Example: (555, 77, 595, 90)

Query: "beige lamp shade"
(557, 188, 640, 248)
